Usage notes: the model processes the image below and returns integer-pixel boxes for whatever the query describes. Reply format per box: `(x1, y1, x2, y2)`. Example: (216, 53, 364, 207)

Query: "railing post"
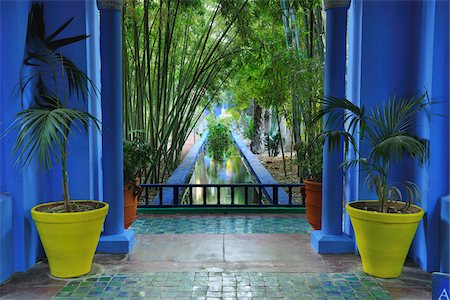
(202, 186, 207, 206)
(231, 186, 235, 205)
(173, 186, 179, 206)
(244, 187, 248, 205)
(273, 185, 278, 205)
(217, 186, 221, 205)
(288, 186, 292, 205)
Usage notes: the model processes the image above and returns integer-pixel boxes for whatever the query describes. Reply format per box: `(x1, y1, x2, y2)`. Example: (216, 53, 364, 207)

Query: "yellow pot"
(346, 201, 424, 278)
(31, 200, 109, 278)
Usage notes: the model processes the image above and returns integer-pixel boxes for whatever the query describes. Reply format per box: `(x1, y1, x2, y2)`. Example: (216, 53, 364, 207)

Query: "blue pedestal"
(97, 229, 135, 254)
(311, 230, 354, 254)
(432, 272, 450, 300)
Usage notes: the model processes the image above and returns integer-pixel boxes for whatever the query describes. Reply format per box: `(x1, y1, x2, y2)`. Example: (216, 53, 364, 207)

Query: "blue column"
(97, 0, 135, 253)
(310, 0, 354, 254)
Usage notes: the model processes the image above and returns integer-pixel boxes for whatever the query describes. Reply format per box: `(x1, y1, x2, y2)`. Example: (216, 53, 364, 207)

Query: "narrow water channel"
(183, 145, 264, 205)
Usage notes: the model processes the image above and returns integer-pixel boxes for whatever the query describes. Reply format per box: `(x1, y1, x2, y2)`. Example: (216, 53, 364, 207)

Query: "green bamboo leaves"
(122, 0, 246, 183)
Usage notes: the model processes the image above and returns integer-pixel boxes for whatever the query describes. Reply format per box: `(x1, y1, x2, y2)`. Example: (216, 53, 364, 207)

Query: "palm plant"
(313, 94, 429, 213)
(8, 3, 100, 212)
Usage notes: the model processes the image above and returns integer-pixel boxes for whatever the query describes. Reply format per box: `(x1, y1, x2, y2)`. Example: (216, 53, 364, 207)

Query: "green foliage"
(122, 0, 246, 183)
(7, 3, 99, 212)
(296, 141, 323, 182)
(314, 94, 429, 213)
(241, 114, 254, 140)
(206, 116, 233, 159)
(264, 125, 281, 157)
(123, 138, 152, 184)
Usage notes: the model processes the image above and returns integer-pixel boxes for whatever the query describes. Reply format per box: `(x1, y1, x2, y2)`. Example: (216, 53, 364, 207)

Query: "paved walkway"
(0, 214, 432, 299)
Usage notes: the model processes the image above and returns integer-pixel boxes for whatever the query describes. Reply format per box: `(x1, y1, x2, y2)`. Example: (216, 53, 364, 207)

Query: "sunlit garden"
(0, 0, 448, 299)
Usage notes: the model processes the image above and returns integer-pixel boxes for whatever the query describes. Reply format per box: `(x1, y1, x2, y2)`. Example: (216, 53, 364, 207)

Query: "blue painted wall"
(0, 0, 40, 281)
(346, 0, 449, 272)
(0, 0, 102, 282)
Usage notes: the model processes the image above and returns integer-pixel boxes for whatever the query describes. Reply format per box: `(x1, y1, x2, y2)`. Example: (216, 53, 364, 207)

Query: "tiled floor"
(52, 272, 393, 300)
(0, 214, 432, 299)
(130, 216, 312, 234)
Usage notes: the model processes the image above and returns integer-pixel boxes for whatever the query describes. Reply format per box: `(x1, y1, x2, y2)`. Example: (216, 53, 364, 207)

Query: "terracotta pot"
(124, 178, 139, 228)
(304, 179, 322, 230)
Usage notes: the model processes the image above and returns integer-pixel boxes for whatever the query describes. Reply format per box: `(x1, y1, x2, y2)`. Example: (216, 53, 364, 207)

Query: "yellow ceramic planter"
(31, 200, 108, 278)
(346, 201, 424, 278)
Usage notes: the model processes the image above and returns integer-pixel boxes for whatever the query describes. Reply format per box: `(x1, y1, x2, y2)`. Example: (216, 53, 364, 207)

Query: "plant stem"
(62, 128, 70, 212)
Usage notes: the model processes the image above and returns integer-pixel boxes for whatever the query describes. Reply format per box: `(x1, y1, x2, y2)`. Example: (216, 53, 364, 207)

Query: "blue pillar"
(311, 0, 354, 254)
(97, 0, 135, 253)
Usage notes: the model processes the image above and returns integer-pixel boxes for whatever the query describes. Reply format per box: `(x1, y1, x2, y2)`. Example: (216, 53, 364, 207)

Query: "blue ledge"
(441, 195, 450, 273)
(310, 230, 355, 254)
(153, 133, 208, 205)
(97, 229, 135, 254)
(432, 272, 450, 300)
(231, 132, 289, 204)
(0, 193, 13, 283)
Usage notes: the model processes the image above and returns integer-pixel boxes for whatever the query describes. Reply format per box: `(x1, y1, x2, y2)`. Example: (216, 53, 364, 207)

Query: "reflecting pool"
(183, 146, 265, 205)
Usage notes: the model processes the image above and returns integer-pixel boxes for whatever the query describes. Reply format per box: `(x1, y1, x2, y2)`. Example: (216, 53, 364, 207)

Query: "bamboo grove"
(122, 0, 246, 183)
(122, 0, 325, 183)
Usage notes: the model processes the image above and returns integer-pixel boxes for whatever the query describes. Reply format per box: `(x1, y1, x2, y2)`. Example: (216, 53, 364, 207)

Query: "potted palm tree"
(7, 3, 108, 278)
(314, 94, 429, 278)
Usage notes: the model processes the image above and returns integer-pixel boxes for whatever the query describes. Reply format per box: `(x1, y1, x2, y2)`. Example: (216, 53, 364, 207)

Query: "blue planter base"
(311, 230, 354, 254)
(97, 229, 135, 254)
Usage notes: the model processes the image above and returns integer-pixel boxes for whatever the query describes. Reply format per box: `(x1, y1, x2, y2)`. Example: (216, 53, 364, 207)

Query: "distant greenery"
(122, 0, 326, 181)
(264, 125, 281, 157)
(122, 0, 247, 183)
(206, 116, 233, 159)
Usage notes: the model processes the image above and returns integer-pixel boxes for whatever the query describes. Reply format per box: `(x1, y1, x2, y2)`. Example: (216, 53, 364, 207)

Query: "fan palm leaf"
(9, 108, 100, 171)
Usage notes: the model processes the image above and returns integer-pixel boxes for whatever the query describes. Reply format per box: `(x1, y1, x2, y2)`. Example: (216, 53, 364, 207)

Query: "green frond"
(10, 108, 100, 171)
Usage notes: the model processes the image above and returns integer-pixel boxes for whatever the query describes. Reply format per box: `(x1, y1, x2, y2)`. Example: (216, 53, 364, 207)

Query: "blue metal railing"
(138, 183, 305, 208)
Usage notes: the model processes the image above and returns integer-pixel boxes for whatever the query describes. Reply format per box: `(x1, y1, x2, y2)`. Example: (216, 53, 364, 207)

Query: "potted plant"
(298, 141, 323, 230)
(6, 3, 108, 278)
(123, 139, 151, 228)
(314, 95, 429, 278)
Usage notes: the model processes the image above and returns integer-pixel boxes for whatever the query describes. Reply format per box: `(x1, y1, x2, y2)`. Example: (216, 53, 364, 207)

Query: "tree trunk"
(263, 108, 271, 136)
(251, 100, 264, 154)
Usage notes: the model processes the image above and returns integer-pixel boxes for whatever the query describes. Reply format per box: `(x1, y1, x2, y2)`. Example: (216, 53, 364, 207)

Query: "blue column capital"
(323, 0, 350, 11)
(97, 0, 123, 12)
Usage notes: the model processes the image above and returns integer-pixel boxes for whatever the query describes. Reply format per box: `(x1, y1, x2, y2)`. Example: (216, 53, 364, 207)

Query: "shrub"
(206, 116, 233, 159)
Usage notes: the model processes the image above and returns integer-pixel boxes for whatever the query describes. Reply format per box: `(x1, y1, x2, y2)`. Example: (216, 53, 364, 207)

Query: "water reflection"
(183, 146, 263, 205)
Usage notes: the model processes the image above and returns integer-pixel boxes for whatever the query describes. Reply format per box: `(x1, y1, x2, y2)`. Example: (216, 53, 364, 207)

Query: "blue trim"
(97, 229, 135, 254)
(100, 9, 124, 235)
(0, 194, 13, 283)
(231, 132, 289, 204)
(440, 195, 450, 273)
(310, 230, 354, 254)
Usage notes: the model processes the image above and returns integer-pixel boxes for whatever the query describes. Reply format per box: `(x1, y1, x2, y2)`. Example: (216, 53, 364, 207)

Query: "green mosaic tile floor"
(53, 272, 393, 300)
(130, 217, 311, 234)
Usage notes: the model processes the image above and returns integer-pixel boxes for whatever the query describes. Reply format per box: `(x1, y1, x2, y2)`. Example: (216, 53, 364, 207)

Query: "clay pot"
(304, 179, 322, 230)
(124, 178, 140, 228)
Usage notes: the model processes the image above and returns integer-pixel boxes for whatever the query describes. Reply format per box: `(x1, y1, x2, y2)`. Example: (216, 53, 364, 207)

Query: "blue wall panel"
(0, 0, 102, 283)
(347, 0, 449, 272)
